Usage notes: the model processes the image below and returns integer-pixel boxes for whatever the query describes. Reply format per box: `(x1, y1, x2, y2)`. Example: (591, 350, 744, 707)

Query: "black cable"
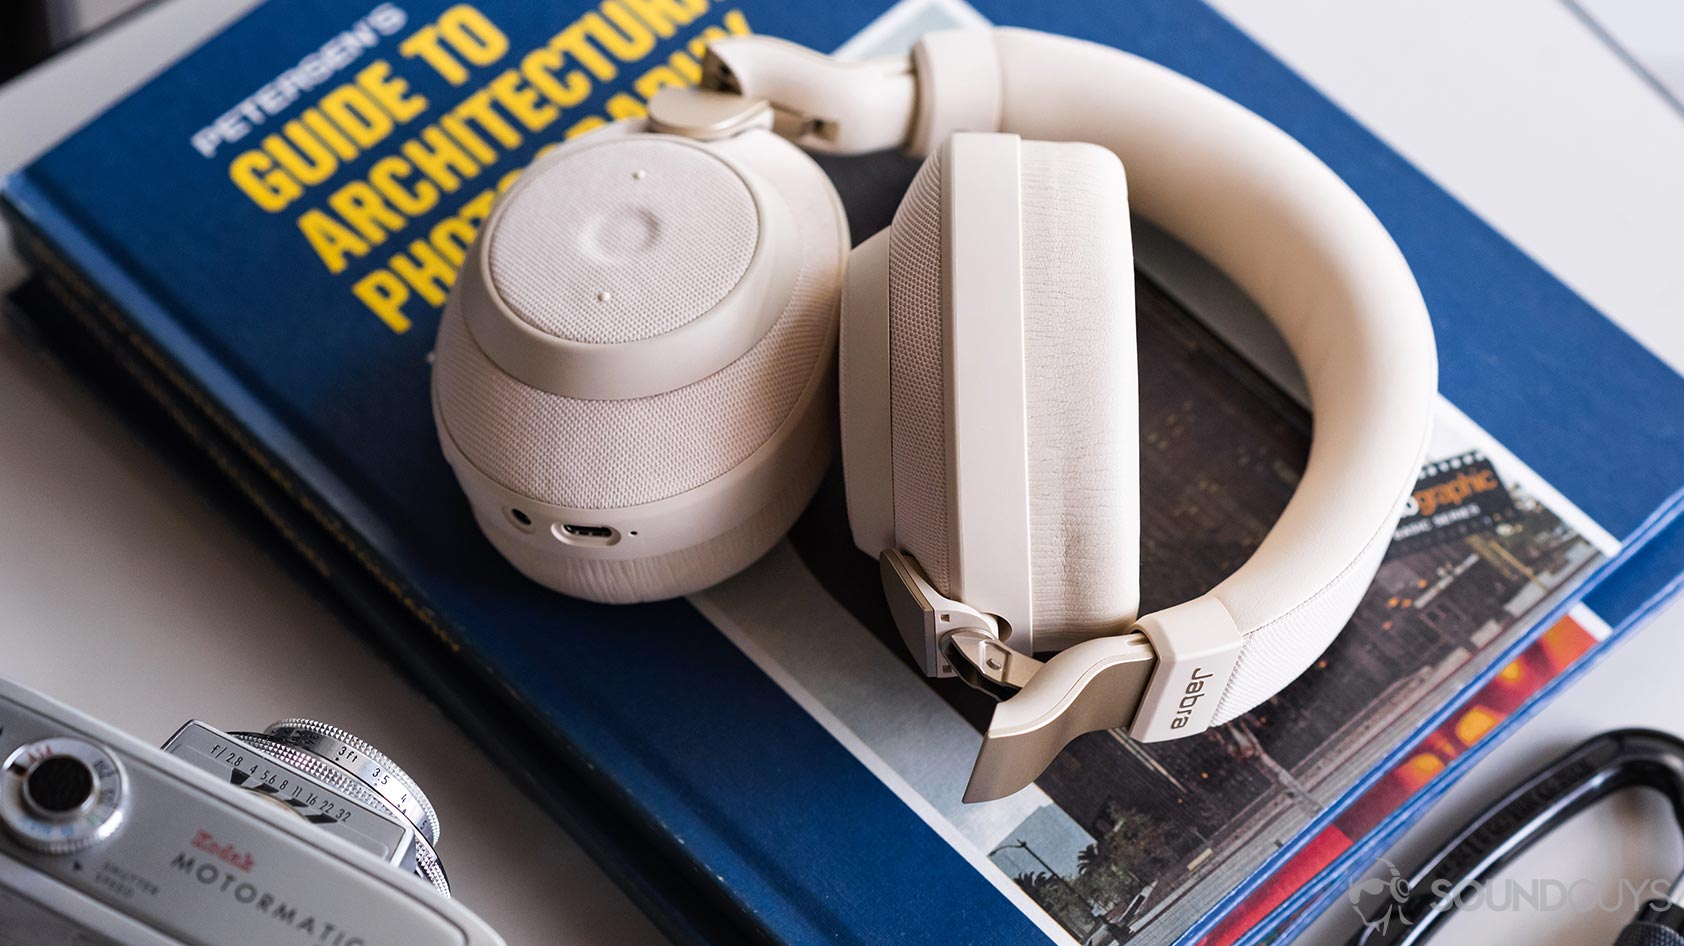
(1347, 730, 1684, 946)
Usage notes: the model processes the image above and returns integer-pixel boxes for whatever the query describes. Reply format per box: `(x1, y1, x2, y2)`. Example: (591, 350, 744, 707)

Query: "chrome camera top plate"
(0, 676, 502, 946)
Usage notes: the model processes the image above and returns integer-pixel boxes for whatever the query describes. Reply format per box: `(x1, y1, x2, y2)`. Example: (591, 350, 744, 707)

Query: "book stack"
(6, 1, 1683, 943)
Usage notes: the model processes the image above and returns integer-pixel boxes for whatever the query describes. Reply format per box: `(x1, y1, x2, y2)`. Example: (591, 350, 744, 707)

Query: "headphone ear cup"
(1017, 140, 1140, 646)
(432, 128, 847, 602)
(862, 136, 1140, 645)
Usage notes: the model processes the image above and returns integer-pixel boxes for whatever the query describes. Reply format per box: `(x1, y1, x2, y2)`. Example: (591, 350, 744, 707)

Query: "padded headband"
(684, 27, 1437, 799)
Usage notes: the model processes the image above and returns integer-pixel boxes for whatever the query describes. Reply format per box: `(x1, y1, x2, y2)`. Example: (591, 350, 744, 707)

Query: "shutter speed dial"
(1, 737, 127, 855)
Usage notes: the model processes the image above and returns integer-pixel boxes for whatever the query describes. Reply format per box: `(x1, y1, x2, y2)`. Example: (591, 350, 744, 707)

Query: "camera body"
(0, 676, 504, 946)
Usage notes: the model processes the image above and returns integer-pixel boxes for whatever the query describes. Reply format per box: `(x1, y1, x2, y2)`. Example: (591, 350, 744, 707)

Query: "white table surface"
(1, 3, 1680, 945)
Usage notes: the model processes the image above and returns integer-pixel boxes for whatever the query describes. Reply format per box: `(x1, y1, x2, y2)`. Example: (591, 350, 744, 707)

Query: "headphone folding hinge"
(679, 37, 916, 154)
(646, 87, 777, 142)
(943, 628, 1043, 702)
(877, 549, 1036, 691)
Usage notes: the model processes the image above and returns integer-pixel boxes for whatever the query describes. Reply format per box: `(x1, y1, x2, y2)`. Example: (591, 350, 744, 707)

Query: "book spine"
(5, 206, 457, 653)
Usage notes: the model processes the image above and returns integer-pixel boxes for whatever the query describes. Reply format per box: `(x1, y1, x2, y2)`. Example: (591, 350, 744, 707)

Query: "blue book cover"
(5, 1, 1684, 944)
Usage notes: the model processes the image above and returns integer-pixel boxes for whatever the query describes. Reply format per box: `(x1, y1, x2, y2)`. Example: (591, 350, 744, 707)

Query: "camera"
(0, 675, 504, 945)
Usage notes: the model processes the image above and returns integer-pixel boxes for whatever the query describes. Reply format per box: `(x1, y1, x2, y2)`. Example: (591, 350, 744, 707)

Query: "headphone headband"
(658, 27, 1438, 801)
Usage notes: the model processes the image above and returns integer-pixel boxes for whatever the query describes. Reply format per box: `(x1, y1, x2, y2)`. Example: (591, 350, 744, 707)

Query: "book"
(1228, 513, 1684, 945)
(6, 0, 1684, 943)
(17, 260, 1684, 946)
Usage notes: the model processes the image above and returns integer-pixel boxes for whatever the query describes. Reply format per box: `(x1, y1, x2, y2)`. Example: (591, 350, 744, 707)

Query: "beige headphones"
(431, 27, 1438, 801)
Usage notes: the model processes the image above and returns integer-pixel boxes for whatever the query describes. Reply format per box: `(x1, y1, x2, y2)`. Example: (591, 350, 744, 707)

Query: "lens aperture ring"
(230, 732, 450, 898)
(262, 719, 439, 846)
(229, 733, 390, 815)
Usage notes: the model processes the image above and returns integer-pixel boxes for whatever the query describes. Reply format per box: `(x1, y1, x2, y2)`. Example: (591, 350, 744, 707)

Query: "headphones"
(431, 27, 1438, 801)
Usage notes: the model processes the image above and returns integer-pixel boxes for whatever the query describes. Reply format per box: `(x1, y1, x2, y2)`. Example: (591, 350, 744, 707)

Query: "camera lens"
(258, 720, 439, 846)
(25, 756, 95, 816)
(228, 721, 450, 898)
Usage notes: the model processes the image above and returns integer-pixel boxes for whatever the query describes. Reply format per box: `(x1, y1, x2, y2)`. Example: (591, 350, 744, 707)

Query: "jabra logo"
(1168, 667, 1214, 730)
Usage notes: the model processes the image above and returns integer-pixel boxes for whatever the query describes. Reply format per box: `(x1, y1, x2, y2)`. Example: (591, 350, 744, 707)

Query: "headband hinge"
(665, 37, 916, 154)
(943, 628, 1043, 701)
(879, 549, 1010, 678)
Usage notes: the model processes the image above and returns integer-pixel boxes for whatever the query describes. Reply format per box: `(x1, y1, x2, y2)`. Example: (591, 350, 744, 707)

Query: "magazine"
(1214, 603, 1614, 943)
(697, 193, 1608, 946)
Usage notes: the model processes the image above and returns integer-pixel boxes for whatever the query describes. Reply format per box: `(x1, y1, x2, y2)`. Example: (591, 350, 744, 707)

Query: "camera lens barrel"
(229, 727, 450, 898)
(261, 719, 439, 847)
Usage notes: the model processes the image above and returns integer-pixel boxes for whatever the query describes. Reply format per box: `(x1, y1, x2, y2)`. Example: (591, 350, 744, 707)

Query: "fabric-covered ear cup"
(884, 151, 956, 596)
(432, 128, 847, 603)
(1016, 140, 1139, 647)
(881, 139, 1139, 645)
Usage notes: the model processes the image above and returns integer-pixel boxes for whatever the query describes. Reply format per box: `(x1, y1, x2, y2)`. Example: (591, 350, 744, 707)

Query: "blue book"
(6, 1, 1684, 944)
(1250, 514, 1684, 945)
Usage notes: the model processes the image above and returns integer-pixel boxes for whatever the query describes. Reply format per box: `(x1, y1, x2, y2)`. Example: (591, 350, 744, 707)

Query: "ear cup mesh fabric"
(486, 139, 759, 344)
(885, 140, 1140, 637)
(434, 273, 832, 510)
(1018, 140, 1140, 644)
(434, 136, 841, 512)
(887, 151, 954, 593)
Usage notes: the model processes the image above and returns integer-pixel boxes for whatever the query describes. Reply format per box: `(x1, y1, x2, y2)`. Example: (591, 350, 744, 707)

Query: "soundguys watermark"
(1347, 858, 1675, 934)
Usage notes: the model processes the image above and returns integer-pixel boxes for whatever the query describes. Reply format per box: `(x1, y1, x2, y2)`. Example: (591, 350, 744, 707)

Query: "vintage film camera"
(0, 675, 504, 945)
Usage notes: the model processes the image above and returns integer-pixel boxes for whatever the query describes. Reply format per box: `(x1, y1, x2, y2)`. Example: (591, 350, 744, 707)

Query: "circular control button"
(24, 756, 96, 816)
(1, 737, 127, 855)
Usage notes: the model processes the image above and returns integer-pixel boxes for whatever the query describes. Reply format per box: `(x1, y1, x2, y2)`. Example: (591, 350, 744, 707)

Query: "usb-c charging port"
(554, 523, 620, 547)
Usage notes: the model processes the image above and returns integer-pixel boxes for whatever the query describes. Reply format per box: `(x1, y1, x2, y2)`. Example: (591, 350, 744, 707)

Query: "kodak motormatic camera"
(0, 675, 503, 945)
